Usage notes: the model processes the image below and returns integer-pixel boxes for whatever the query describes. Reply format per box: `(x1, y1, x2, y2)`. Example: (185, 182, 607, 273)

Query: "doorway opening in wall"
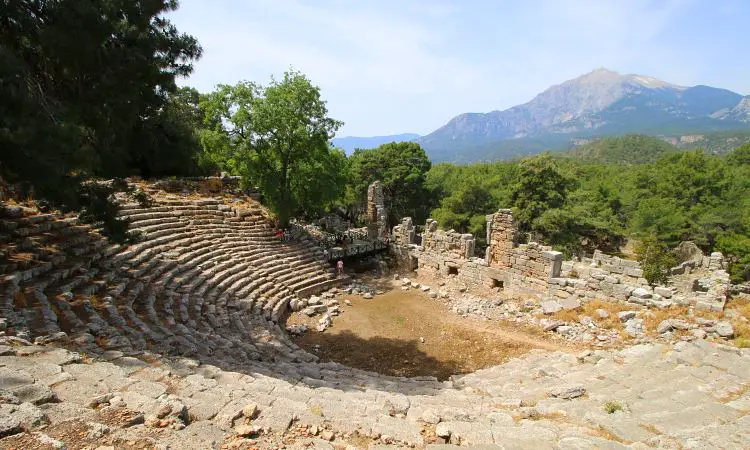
(490, 278, 504, 289)
(447, 266, 459, 276)
(410, 256, 419, 271)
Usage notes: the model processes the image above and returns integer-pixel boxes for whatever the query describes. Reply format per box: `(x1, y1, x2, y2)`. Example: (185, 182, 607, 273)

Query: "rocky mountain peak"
(419, 68, 749, 163)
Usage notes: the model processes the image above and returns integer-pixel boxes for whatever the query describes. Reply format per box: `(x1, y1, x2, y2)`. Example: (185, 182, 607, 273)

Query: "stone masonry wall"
(506, 243, 564, 292)
(485, 209, 563, 292)
(392, 217, 416, 247)
(393, 208, 733, 310)
(421, 219, 475, 261)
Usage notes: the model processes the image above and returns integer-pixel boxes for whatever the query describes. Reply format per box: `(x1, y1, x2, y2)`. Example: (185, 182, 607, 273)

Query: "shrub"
(603, 400, 623, 414)
(634, 235, 675, 286)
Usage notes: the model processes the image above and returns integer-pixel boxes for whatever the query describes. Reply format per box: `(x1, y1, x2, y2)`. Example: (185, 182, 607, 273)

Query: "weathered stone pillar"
(366, 181, 387, 240)
(486, 209, 517, 268)
(461, 234, 475, 259)
(542, 250, 564, 279)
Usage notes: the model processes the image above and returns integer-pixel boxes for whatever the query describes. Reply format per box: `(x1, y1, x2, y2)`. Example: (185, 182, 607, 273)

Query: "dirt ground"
(288, 282, 574, 381)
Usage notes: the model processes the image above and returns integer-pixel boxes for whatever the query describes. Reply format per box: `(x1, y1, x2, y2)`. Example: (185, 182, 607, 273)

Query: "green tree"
(634, 235, 675, 286)
(727, 143, 750, 166)
(716, 233, 750, 283)
(510, 154, 573, 236)
(132, 87, 205, 177)
(629, 197, 688, 245)
(419, 136, 750, 271)
(0, 0, 201, 239)
(347, 142, 432, 225)
(199, 72, 344, 226)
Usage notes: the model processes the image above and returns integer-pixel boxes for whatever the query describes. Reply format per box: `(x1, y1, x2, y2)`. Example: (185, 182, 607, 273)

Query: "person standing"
(336, 260, 344, 277)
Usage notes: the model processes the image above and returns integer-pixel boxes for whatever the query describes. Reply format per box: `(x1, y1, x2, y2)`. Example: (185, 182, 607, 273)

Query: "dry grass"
(719, 383, 750, 403)
(346, 432, 375, 449)
(89, 295, 104, 307)
(640, 423, 662, 436)
(199, 178, 224, 195)
(640, 306, 690, 335)
(552, 299, 634, 330)
(590, 425, 630, 444)
(41, 245, 63, 254)
(729, 302, 750, 342)
(9, 252, 34, 262)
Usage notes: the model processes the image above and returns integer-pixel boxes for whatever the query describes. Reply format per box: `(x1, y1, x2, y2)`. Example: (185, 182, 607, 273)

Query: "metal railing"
(323, 238, 390, 261)
(279, 223, 390, 261)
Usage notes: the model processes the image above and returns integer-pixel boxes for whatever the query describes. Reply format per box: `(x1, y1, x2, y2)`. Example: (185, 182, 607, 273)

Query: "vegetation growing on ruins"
(634, 235, 676, 286)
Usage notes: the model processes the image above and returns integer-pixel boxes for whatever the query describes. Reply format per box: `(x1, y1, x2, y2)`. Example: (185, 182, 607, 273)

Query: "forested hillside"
(564, 135, 680, 164)
(422, 142, 750, 282)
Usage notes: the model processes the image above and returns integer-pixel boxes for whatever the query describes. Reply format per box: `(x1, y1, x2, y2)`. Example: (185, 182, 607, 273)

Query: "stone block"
(542, 250, 563, 261)
(625, 267, 643, 278)
(541, 300, 562, 315)
(559, 298, 581, 311)
(631, 287, 652, 299)
(603, 275, 620, 284)
(715, 322, 734, 338)
(589, 270, 607, 281)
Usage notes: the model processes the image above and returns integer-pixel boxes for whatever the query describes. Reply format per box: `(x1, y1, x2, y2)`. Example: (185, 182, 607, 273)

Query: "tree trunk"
(279, 153, 291, 228)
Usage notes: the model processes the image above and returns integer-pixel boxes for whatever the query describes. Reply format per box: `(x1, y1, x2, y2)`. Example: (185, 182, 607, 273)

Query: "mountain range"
(339, 68, 750, 163)
(332, 133, 420, 154)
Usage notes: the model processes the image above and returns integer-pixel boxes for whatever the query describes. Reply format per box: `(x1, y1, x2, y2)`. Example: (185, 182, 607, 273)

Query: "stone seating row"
(1, 198, 334, 370)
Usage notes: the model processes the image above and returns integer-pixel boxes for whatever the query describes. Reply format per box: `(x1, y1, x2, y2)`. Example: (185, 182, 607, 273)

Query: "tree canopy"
(1, 0, 202, 239)
(423, 138, 750, 282)
(346, 142, 432, 226)
(198, 71, 345, 226)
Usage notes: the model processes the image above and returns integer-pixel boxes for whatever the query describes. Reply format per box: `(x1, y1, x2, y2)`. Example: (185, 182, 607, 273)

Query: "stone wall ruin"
(366, 181, 388, 240)
(422, 219, 475, 260)
(393, 208, 733, 310)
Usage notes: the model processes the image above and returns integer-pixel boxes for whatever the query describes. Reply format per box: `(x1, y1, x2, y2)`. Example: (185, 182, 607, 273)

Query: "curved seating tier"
(0, 197, 335, 368)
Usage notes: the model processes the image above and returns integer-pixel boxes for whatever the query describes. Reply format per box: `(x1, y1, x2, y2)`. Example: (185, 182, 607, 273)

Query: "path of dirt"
(289, 283, 575, 381)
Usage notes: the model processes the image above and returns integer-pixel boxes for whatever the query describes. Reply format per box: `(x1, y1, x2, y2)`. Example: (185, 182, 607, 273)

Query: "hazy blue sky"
(169, 0, 750, 137)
